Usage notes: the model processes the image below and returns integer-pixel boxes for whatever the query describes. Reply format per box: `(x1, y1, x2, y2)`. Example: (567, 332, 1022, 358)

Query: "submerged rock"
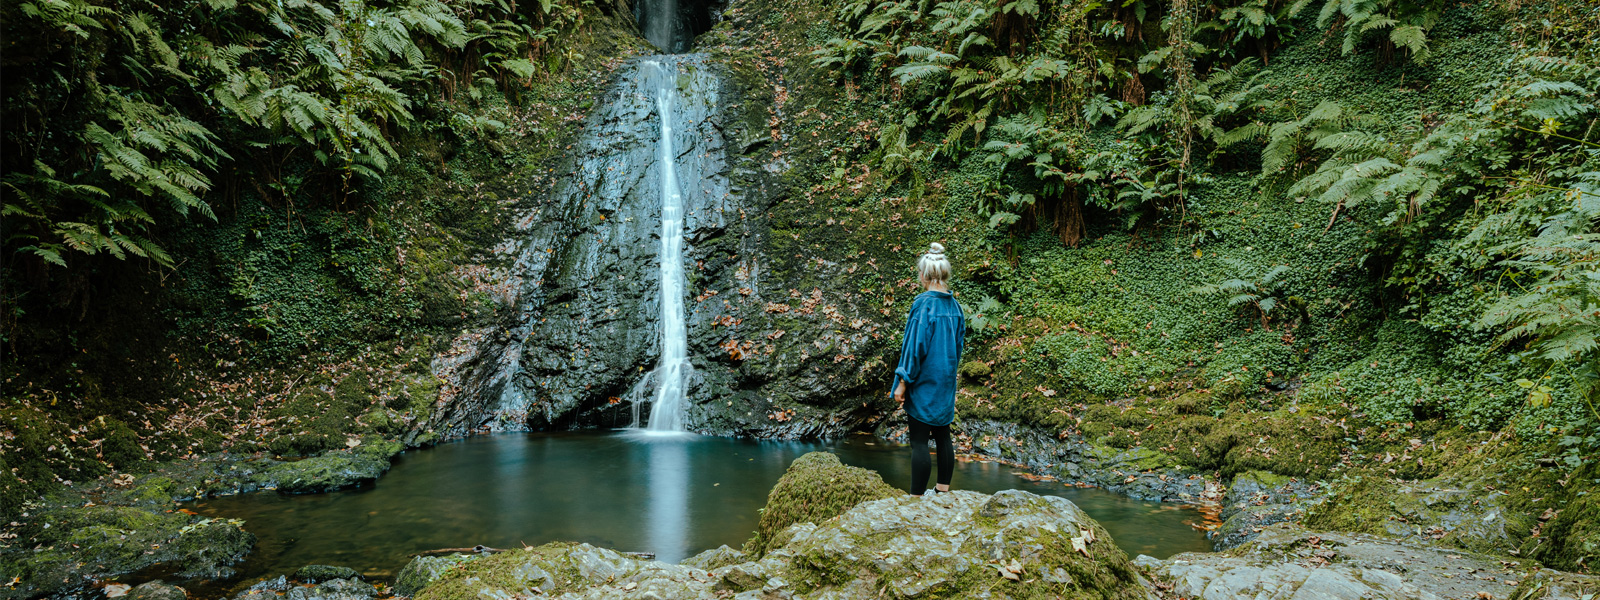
(413, 454, 1151, 600)
(1151, 525, 1544, 600)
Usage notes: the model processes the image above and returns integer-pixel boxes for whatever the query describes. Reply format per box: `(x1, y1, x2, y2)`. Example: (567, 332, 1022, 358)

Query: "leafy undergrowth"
(696, 0, 1600, 570)
(0, 8, 647, 523)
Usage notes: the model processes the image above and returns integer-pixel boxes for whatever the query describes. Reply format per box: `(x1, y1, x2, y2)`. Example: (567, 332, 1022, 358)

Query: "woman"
(891, 242, 965, 496)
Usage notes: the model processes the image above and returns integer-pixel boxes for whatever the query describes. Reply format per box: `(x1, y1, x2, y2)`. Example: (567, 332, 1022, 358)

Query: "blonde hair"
(917, 242, 951, 285)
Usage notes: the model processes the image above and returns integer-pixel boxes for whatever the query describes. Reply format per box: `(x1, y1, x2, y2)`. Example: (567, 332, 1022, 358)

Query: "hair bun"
(927, 242, 946, 256)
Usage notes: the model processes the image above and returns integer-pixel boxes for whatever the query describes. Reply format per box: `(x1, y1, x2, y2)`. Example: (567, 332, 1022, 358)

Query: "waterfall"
(644, 60, 692, 433)
(641, 0, 678, 52)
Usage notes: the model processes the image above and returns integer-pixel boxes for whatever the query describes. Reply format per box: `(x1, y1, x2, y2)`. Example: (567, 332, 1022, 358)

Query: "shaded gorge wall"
(634, 0, 724, 53)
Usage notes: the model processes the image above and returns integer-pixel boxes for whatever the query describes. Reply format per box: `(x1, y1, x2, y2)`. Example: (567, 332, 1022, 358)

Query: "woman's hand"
(893, 380, 907, 405)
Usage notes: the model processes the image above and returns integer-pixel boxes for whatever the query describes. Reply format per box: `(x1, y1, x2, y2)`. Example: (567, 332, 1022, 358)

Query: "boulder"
(1305, 475, 1535, 556)
(1151, 525, 1542, 600)
(415, 489, 1153, 599)
(259, 452, 388, 494)
(394, 554, 482, 597)
(284, 578, 378, 600)
(126, 582, 187, 600)
(745, 451, 902, 555)
(679, 545, 745, 570)
(294, 565, 362, 583)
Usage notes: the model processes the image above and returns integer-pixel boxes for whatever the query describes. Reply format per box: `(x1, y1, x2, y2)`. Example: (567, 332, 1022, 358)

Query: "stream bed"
(190, 431, 1211, 584)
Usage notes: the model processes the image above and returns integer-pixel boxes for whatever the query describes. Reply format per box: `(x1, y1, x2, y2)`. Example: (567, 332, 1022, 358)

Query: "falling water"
(642, 0, 677, 52)
(645, 60, 692, 433)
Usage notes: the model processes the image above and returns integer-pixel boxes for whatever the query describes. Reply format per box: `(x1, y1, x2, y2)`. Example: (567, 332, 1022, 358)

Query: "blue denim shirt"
(893, 290, 966, 426)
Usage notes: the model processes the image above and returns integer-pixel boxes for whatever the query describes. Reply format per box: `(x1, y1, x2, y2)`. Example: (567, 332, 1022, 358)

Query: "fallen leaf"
(1070, 536, 1089, 556)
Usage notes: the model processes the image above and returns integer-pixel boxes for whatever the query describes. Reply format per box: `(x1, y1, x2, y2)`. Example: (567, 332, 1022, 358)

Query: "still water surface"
(191, 431, 1210, 581)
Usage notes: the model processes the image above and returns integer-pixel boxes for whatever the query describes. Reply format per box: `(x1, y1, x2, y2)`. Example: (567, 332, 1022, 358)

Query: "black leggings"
(908, 417, 954, 495)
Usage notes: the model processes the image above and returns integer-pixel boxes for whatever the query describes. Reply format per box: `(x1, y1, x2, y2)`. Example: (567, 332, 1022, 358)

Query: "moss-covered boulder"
(395, 554, 483, 597)
(1305, 475, 1536, 556)
(1152, 525, 1547, 600)
(744, 452, 901, 555)
(125, 581, 188, 600)
(414, 490, 1153, 600)
(1535, 484, 1600, 572)
(0, 505, 252, 599)
(294, 564, 361, 583)
(258, 451, 388, 494)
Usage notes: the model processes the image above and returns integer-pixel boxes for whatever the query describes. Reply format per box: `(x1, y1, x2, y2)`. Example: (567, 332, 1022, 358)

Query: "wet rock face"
(434, 56, 895, 439)
(436, 55, 740, 435)
(413, 492, 1154, 600)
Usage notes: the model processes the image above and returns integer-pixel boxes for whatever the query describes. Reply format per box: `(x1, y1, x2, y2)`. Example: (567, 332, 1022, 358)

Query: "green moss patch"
(744, 452, 902, 555)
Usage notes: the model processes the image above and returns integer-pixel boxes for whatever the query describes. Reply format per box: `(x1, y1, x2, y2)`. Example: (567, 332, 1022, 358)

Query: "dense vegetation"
(803, 0, 1598, 458)
(1, 0, 1597, 583)
(1, 0, 645, 515)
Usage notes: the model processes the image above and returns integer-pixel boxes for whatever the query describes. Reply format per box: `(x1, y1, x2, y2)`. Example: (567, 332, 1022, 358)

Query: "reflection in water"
(190, 431, 1210, 585)
(641, 432, 692, 559)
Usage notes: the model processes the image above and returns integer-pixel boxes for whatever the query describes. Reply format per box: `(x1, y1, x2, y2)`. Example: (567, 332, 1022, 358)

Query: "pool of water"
(190, 431, 1210, 584)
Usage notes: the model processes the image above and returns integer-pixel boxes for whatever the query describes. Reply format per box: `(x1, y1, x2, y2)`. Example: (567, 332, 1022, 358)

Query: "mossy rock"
(267, 389, 355, 457)
(84, 416, 146, 471)
(294, 564, 361, 583)
(260, 451, 388, 494)
(957, 360, 991, 380)
(115, 475, 180, 506)
(414, 491, 1153, 600)
(1534, 465, 1600, 571)
(334, 372, 374, 411)
(396, 554, 482, 597)
(680, 545, 746, 570)
(1305, 475, 1535, 556)
(744, 452, 902, 556)
(125, 581, 188, 600)
(0, 505, 252, 598)
(1215, 411, 1344, 480)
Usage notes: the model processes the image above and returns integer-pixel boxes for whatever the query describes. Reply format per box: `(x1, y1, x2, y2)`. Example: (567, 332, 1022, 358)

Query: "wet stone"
(125, 581, 188, 600)
(294, 564, 361, 583)
(395, 555, 483, 597)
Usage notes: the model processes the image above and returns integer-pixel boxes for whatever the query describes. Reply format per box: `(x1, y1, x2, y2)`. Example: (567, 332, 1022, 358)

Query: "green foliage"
(1188, 259, 1297, 329)
(1289, 0, 1445, 61)
(1, 0, 596, 272)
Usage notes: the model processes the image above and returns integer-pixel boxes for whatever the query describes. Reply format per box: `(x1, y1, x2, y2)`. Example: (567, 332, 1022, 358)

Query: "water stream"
(188, 432, 1211, 589)
(642, 60, 691, 433)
